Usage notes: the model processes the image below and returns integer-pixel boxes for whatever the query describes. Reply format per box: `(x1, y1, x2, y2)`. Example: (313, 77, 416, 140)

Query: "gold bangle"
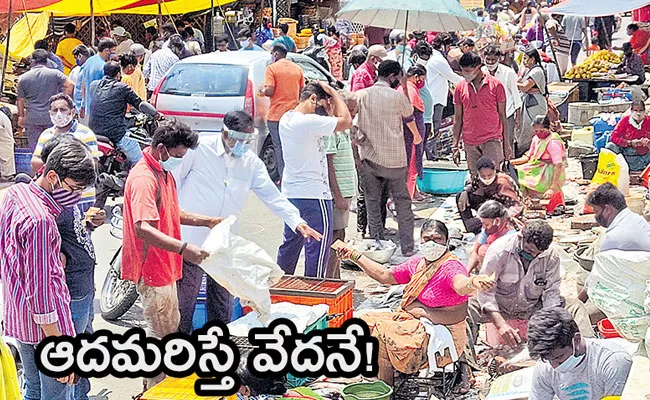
(350, 251, 362, 262)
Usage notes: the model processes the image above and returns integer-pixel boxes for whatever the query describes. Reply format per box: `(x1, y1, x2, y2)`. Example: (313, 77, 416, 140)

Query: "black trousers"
(455, 190, 485, 234)
(176, 261, 233, 334)
(356, 174, 389, 235)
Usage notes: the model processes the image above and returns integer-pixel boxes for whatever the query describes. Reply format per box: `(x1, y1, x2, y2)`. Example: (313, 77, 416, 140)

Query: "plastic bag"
(586, 250, 650, 341)
(200, 216, 285, 323)
(0, 338, 20, 399)
(590, 148, 630, 195)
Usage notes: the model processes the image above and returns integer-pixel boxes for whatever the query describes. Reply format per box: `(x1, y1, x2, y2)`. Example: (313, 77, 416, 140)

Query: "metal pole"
(542, 18, 564, 82)
(2, 0, 14, 94)
(272, 0, 277, 26)
(90, 0, 95, 47)
(401, 10, 408, 69)
(210, 0, 215, 52)
(157, 0, 163, 37)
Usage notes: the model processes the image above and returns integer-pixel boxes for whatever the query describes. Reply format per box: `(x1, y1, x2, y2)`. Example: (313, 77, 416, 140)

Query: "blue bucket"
(417, 167, 468, 195)
(14, 148, 32, 174)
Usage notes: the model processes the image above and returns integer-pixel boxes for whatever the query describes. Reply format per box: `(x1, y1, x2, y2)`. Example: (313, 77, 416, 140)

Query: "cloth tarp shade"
(111, 0, 235, 15)
(548, 0, 650, 16)
(336, 0, 478, 32)
(0, 12, 49, 59)
(29, 0, 141, 16)
(0, 0, 59, 13)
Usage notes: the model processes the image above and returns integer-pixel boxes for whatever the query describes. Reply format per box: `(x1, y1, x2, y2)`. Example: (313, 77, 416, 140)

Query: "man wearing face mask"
(456, 156, 523, 234)
(452, 52, 511, 176)
(277, 82, 352, 278)
(412, 41, 438, 161)
(528, 307, 632, 400)
(355, 60, 420, 257)
(237, 28, 264, 51)
(121, 119, 223, 390)
(173, 111, 321, 333)
(483, 45, 522, 152)
(70, 45, 91, 117)
(350, 44, 388, 92)
(0, 138, 96, 399)
(80, 38, 117, 120)
(606, 100, 650, 171)
(470, 220, 594, 348)
(259, 44, 304, 181)
(89, 62, 151, 165)
(32, 94, 101, 212)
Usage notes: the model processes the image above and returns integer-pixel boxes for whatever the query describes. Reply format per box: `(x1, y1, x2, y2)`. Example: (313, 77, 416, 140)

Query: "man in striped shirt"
(0, 138, 96, 399)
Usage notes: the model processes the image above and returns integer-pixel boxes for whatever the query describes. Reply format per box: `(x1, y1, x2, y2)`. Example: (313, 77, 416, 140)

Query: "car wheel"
(261, 136, 279, 182)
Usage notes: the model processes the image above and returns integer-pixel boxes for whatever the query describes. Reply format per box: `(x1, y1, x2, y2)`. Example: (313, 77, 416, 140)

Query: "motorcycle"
(94, 102, 160, 209)
(99, 204, 139, 320)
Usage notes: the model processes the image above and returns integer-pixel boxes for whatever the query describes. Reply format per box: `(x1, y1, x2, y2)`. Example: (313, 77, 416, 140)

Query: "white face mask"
(479, 175, 496, 186)
(486, 62, 499, 72)
(50, 110, 74, 128)
(417, 57, 428, 66)
(632, 111, 646, 122)
(420, 240, 448, 262)
(239, 39, 250, 48)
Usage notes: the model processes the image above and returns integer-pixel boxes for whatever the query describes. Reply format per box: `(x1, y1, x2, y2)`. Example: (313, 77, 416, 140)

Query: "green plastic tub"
(342, 381, 393, 400)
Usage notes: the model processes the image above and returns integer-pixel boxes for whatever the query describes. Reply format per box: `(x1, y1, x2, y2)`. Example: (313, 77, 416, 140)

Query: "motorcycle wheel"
(100, 247, 138, 320)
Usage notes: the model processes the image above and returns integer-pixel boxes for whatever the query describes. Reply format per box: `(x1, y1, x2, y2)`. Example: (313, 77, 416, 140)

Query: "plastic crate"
(270, 276, 354, 327)
(14, 148, 31, 174)
(141, 373, 237, 399)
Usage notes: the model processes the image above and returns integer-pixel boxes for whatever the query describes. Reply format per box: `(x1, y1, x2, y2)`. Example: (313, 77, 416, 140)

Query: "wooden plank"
(620, 355, 650, 400)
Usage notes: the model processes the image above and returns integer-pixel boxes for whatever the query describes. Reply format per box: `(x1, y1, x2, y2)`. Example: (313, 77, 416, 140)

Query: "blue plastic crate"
(14, 148, 31, 174)
(417, 167, 468, 195)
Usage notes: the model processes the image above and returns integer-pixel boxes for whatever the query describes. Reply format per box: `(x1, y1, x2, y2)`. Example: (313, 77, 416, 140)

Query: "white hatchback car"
(150, 51, 342, 181)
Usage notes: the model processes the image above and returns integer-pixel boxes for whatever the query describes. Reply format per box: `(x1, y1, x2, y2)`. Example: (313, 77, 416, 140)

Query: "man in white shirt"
(173, 111, 321, 333)
(528, 307, 631, 400)
(425, 33, 463, 146)
(587, 182, 650, 252)
(483, 45, 522, 150)
(277, 82, 352, 278)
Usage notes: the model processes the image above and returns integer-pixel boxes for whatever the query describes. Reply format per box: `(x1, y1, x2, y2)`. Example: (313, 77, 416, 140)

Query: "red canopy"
(0, 0, 60, 13)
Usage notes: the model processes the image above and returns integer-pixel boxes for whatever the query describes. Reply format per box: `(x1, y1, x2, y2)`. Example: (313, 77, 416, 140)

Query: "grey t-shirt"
(530, 339, 632, 400)
(562, 15, 585, 41)
(17, 65, 67, 126)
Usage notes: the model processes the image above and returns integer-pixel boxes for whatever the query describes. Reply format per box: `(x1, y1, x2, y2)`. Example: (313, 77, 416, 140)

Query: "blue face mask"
(553, 340, 585, 373)
(397, 44, 406, 52)
(230, 141, 249, 158)
(160, 148, 183, 171)
(517, 247, 536, 262)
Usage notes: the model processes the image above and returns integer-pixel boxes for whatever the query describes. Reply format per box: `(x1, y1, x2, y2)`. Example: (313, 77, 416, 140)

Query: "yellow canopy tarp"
(32, 0, 140, 16)
(110, 0, 235, 15)
(0, 12, 49, 59)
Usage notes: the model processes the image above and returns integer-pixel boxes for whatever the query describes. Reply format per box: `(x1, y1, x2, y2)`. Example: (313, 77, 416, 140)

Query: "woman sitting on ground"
(606, 100, 650, 171)
(456, 156, 523, 234)
(336, 219, 494, 392)
(512, 114, 566, 200)
(467, 200, 518, 274)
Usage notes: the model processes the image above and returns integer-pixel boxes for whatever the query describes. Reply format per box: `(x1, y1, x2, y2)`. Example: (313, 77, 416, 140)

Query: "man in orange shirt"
(627, 23, 650, 64)
(121, 119, 223, 390)
(56, 23, 83, 75)
(260, 44, 305, 182)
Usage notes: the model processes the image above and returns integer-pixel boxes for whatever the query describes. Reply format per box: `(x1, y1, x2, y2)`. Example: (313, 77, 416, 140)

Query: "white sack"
(586, 249, 650, 341)
(200, 216, 284, 323)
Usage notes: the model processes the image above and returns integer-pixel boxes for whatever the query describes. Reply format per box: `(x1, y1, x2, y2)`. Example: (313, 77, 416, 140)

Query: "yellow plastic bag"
(590, 148, 630, 195)
(0, 338, 21, 400)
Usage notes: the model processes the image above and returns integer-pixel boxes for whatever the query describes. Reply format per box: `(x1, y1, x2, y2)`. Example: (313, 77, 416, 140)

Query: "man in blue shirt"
(271, 23, 297, 53)
(80, 38, 116, 120)
(237, 28, 264, 51)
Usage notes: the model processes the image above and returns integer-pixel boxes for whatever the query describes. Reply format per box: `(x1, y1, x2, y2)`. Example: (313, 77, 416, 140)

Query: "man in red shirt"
(452, 52, 511, 176)
(627, 23, 650, 65)
(607, 100, 650, 171)
(350, 45, 388, 92)
(121, 119, 222, 389)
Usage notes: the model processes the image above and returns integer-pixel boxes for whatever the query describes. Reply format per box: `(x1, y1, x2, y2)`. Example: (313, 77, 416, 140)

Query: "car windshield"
(160, 64, 248, 97)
